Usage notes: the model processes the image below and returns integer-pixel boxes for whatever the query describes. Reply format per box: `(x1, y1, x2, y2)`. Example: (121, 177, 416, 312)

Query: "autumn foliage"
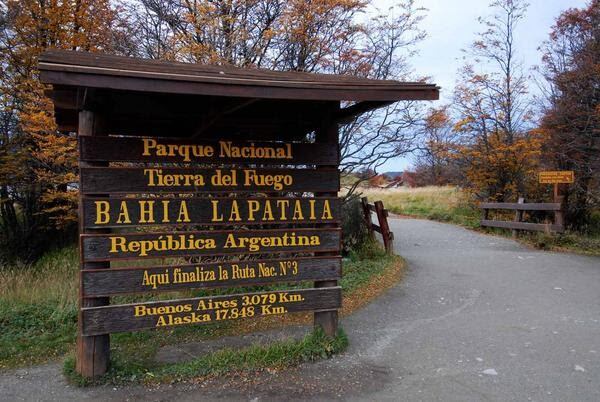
(0, 0, 428, 262)
(0, 0, 598, 262)
(413, 0, 597, 231)
(538, 0, 600, 228)
(0, 0, 131, 261)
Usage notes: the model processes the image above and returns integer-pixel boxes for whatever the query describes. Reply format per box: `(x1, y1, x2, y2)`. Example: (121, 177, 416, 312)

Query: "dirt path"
(1, 218, 599, 401)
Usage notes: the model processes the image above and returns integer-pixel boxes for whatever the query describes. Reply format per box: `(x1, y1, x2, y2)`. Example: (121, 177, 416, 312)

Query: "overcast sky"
(370, 0, 589, 172)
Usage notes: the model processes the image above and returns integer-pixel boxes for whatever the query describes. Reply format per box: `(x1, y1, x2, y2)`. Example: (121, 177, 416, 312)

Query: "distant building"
(382, 171, 417, 188)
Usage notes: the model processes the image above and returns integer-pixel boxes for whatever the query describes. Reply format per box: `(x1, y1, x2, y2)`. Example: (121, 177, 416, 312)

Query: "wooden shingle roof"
(39, 50, 439, 102)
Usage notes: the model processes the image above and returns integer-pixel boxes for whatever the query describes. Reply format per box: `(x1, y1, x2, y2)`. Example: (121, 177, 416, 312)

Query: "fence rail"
(479, 197, 565, 236)
(361, 197, 394, 254)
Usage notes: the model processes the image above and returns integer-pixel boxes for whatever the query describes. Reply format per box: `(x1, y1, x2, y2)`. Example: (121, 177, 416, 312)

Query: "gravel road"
(1, 218, 599, 401)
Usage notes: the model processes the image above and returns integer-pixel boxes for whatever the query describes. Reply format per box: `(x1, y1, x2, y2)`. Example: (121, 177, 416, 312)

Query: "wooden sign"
(82, 256, 341, 297)
(80, 136, 339, 165)
(81, 228, 341, 261)
(82, 287, 342, 336)
(539, 171, 574, 184)
(82, 197, 340, 228)
(80, 167, 339, 194)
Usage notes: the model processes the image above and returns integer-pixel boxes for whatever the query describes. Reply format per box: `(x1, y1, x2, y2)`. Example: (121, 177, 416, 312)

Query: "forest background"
(0, 0, 598, 263)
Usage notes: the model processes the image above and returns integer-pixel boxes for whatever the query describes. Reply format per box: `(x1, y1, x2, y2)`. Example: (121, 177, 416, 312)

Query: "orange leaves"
(454, 129, 544, 201)
(1, 0, 124, 233)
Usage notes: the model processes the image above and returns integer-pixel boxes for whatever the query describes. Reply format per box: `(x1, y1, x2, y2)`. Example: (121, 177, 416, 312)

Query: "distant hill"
(383, 171, 403, 179)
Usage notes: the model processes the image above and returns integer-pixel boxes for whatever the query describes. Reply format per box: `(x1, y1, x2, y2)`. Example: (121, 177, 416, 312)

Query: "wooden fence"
(479, 196, 565, 236)
(361, 197, 394, 254)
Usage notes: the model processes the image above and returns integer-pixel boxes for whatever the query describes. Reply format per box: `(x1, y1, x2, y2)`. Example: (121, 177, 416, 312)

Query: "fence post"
(361, 197, 375, 240)
(554, 195, 565, 232)
(374, 200, 394, 254)
(481, 206, 489, 221)
(512, 197, 524, 238)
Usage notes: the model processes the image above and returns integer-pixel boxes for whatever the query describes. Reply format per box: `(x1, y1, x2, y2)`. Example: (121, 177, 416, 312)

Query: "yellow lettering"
(94, 201, 110, 224)
(161, 200, 170, 223)
(321, 200, 333, 220)
(142, 138, 156, 156)
(177, 201, 190, 223)
(139, 201, 155, 223)
(135, 305, 147, 316)
(248, 200, 260, 221)
(309, 199, 316, 220)
(276, 200, 289, 220)
(109, 236, 127, 253)
(229, 200, 241, 221)
(292, 200, 304, 220)
(116, 201, 131, 224)
(211, 200, 223, 222)
(262, 200, 274, 221)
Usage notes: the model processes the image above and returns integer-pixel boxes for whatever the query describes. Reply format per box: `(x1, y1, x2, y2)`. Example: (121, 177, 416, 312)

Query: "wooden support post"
(481, 207, 489, 221)
(361, 197, 375, 240)
(375, 200, 394, 254)
(76, 110, 110, 378)
(313, 102, 339, 337)
(512, 197, 524, 239)
(554, 195, 565, 232)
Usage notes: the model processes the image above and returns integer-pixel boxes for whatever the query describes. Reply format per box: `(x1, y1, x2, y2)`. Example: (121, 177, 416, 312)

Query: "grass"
(360, 185, 600, 255)
(342, 240, 396, 293)
(0, 247, 78, 368)
(360, 186, 480, 228)
(63, 327, 348, 386)
(517, 231, 600, 255)
(0, 240, 401, 376)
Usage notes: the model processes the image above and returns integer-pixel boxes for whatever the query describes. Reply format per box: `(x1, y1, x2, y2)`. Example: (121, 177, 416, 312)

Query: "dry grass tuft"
(0, 247, 78, 308)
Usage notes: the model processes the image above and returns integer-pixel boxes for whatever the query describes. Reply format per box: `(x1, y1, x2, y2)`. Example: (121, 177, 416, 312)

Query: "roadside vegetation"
(0, 237, 403, 380)
(64, 327, 348, 386)
(360, 186, 479, 228)
(360, 186, 600, 256)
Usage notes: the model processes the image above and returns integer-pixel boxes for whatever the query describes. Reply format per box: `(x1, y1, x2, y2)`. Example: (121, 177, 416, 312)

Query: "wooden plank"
(82, 287, 342, 336)
(371, 223, 382, 233)
(81, 228, 341, 261)
(82, 256, 341, 297)
(480, 220, 564, 233)
(82, 196, 340, 228)
(479, 202, 561, 211)
(80, 167, 339, 194)
(79, 136, 339, 165)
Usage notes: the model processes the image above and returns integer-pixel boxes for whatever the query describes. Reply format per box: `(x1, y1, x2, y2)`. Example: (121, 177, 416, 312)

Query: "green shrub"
(340, 195, 369, 254)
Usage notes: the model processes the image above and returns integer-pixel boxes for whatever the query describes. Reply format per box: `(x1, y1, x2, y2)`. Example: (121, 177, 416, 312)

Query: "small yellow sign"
(539, 171, 574, 184)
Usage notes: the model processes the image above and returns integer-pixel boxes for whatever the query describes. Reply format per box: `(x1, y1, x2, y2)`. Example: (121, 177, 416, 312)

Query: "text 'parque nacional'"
(78, 136, 340, 165)
(142, 139, 293, 162)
